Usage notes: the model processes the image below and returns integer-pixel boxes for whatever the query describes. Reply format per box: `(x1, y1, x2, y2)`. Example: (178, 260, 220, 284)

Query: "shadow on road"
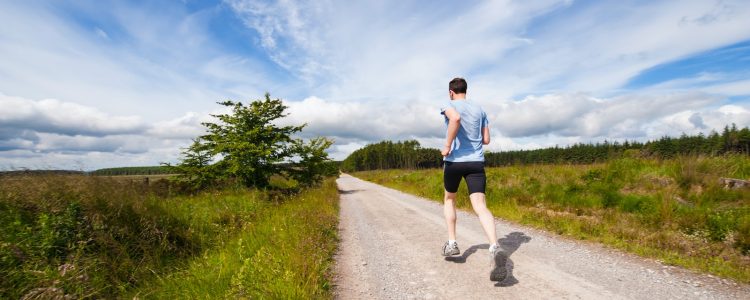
(444, 244, 488, 263)
(338, 188, 362, 195)
(442, 231, 531, 286)
(494, 231, 532, 287)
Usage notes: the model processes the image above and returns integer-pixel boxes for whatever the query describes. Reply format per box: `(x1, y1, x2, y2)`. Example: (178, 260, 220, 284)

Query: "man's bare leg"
(469, 192, 498, 245)
(473, 192, 506, 281)
(444, 191, 458, 241)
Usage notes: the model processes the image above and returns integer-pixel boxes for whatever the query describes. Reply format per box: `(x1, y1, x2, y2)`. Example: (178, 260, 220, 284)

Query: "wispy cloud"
(0, 1, 278, 121)
(226, 0, 750, 101)
(94, 27, 109, 39)
(225, 0, 330, 82)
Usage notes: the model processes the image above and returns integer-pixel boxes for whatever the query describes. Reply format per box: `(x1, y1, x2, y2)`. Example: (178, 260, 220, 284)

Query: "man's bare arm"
(482, 126, 490, 145)
(442, 108, 461, 156)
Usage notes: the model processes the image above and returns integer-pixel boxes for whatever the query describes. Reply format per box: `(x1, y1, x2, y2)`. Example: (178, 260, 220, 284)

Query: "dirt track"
(333, 174, 750, 299)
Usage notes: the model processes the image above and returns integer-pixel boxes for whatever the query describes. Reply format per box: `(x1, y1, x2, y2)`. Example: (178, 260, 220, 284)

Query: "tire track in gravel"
(333, 174, 750, 299)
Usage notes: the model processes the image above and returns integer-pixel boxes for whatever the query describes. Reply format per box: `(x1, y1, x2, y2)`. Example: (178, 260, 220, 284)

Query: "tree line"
(490, 124, 750, 165)
(340, 140, 442, 172)
(342, 124, 750, 171)
(90, 166, 173, 176)
(644, 124, 750, 158)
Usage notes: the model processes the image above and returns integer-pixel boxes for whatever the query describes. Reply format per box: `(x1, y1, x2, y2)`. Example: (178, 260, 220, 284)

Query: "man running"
(440, 77, 505, 281)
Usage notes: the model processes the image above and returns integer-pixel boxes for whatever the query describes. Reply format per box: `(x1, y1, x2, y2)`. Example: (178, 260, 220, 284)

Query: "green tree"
(165, 138, 217, 190)
(290, 137, 336, 187)
(170, 93, 333, 189)
(200, 94, 305, 187)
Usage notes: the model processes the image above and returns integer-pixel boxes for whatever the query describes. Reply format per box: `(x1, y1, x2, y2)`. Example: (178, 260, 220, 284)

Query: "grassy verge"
(353, 156, 750, 283)
(0, 174, 339, 299)
(132, 179, 339, 299)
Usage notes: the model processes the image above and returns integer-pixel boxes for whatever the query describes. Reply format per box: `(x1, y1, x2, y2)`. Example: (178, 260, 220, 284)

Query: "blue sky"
(1, 0, 749, 170)
(626, 40, 750, 91)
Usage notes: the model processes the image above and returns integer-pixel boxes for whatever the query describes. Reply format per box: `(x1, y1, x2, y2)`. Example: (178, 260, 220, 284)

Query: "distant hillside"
(0, 170, 85, 176)
(90, 166, 174, 176)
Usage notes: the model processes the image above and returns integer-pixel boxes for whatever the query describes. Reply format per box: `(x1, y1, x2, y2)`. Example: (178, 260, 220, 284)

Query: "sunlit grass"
(133, 179, 339, 299)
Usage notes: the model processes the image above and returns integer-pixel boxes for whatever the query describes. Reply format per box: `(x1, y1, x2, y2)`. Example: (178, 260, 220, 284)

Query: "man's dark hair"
(449, 77, 467, 94)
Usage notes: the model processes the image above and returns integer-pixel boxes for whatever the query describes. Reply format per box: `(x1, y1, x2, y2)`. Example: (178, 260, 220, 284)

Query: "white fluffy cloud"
(0, 94, 201, 170)
(491, 92, 719, 138)
(281, 92, 749, 154)
(147, 112, 208, 140)
(0, 94, 146, 136)
(281, 96, 444, 141)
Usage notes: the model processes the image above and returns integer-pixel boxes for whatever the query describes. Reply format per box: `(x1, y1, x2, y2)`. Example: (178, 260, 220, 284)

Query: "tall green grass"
(0, 174, 338, 299)
(354, 156, 750, 282)
(133, 179, 339, 299)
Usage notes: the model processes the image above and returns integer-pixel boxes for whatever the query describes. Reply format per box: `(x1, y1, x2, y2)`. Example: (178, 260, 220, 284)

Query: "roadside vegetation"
(0, 174, 339, 299)
(131, 178, 339, 299)
(354, 155, 750, 282)
(1, 94, 340, 298)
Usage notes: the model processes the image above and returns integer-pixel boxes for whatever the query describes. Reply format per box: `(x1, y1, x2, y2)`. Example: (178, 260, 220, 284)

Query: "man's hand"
(441, 145, 451, 156)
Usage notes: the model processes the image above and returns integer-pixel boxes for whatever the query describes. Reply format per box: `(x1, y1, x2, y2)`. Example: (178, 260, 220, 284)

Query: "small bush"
(620, 195, 650, 213)
(600, 189, 621, 208)
(671, 156, 708, 190)
(587, 182, 621, 208)
(706, 212, 735, 242)
(581, 169, 604, 183)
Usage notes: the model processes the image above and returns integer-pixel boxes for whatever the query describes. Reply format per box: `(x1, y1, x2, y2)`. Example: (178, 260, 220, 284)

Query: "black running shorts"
(443, 161, 486, 194)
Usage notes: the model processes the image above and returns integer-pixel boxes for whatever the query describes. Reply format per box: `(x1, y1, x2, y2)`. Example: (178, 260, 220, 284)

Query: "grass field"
(0, 174, 339, 299)
(354, 156, 750, 283)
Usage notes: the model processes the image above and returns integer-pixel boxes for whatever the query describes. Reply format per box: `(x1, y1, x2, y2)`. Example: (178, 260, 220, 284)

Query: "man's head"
(449, 77, 467, 100)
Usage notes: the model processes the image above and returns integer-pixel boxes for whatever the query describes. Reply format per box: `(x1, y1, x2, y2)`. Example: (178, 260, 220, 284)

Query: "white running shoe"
(489, 244, 508, 281)
(442, 241, 460, 256)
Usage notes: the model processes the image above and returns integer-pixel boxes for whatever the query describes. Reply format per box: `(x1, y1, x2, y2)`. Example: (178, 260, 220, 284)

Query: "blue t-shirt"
(440, 99, 488, 162)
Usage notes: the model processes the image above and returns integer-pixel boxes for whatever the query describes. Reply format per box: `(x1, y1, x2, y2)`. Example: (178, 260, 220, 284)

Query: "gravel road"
(333, 174, 750, 299)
